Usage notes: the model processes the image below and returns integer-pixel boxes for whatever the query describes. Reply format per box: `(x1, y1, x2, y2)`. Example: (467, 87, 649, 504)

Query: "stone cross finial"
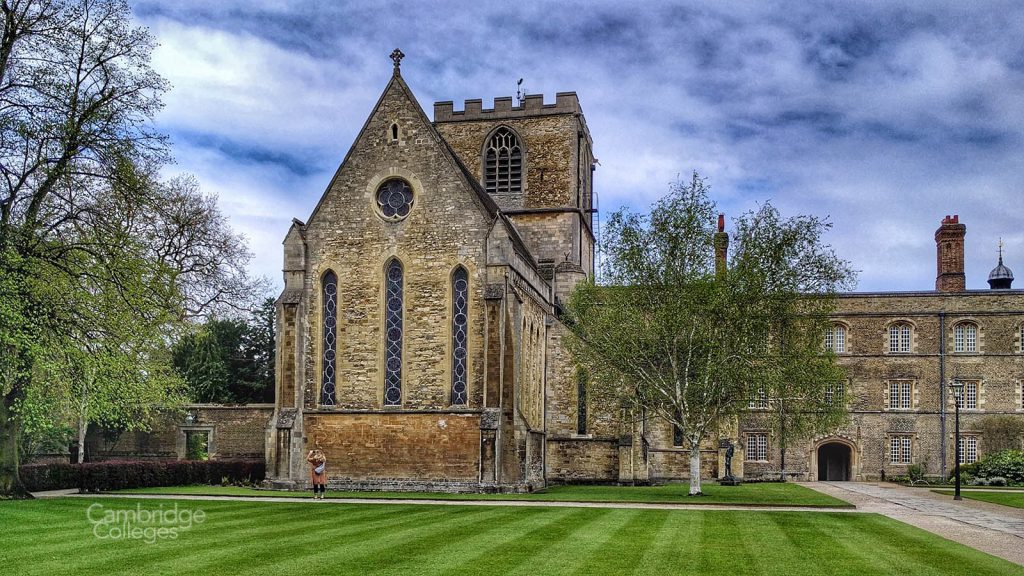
(390, 48, 405, 73)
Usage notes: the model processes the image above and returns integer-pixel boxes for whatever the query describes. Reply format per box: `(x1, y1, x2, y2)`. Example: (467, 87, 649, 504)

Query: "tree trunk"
(0, 395, 32, 499)
(76, 418, 86, 464)
(688, 445, 702, 495)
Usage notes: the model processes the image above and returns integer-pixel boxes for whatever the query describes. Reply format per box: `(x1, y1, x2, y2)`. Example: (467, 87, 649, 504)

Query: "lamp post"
(949, 380, 964, 501)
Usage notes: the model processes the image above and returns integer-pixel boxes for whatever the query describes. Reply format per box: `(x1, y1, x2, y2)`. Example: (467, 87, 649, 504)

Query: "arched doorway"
(817, 442, 851, 481)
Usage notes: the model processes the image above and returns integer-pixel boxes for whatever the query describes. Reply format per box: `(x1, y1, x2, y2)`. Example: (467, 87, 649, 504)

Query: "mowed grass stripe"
(559, 508, 661, 575)
(450, 506, 592, 575)
(2, 499, 1023, 576)
(184, 503, 475, 576)
(217, 505, 508, 575)
(63, 500, 337, 576)
(634, 509, 687, 574)
(169, 503, 459, 575)
(770, 512, 887, 575)
(368, 504, 588, 575)
(355, 506, 535, 575)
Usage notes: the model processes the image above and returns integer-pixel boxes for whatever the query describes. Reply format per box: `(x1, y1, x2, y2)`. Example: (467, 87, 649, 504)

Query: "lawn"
(111, 482, 851, 507)
(932, 490, 1024, 509)
(0, 497, 1019, 576)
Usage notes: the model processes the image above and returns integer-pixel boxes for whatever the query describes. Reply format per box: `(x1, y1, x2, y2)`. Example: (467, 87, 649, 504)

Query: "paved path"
(33, 490, 856, 513)
(803, 481, 1024, 566)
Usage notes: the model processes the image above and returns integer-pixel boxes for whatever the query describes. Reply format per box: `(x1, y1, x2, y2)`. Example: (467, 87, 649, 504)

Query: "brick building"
(265, 53, 1024, 490)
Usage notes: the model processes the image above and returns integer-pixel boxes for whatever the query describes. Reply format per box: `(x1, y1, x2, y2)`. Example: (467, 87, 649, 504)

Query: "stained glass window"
(484, 128, 523, 196)
(321, 271, 338, 406)
(376, 179, 414, 220)
(384, 259, 403, 406)
(451, 267, 469, 405)
(576, 368, 588, 435)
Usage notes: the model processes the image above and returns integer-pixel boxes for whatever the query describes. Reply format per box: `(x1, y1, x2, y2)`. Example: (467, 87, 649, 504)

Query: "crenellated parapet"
(434, 92, 580, 122)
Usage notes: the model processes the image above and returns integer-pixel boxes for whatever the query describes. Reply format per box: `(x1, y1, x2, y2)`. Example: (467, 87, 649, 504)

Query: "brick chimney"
(714, 213, 728, 279)
(935, 215, 966, 292)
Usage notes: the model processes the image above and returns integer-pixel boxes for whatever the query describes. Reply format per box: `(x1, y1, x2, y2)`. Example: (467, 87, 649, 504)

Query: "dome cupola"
(988, 240, 1014, 289)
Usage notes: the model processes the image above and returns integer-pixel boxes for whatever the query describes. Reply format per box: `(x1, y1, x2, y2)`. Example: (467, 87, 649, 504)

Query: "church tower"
(433, 93, 597, 302)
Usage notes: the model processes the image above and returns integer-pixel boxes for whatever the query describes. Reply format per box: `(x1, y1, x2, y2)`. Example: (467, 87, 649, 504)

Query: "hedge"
(20, 459, 265, 492)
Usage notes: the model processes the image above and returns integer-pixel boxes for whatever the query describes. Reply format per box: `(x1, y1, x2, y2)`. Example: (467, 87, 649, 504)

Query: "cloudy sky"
(130, 0, 1024, 293)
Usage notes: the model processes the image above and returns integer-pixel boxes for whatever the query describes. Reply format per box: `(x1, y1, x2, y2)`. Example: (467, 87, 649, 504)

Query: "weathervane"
(999, 237, 1004, 264)
(516, 78, 525, 106)
(390, 48, 404, 73)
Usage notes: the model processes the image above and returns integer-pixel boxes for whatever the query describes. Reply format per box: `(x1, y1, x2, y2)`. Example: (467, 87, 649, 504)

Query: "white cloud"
(131, 1, 1024, 293)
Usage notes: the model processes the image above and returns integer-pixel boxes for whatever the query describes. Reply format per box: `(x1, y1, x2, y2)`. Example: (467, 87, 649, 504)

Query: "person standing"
(307, 449, 327, 499)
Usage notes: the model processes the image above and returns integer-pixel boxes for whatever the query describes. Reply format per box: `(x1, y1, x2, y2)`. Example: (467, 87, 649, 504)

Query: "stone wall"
(304, 412, 481, 482)
(87, 405, 274, 461)
(546, 438, 618, 481)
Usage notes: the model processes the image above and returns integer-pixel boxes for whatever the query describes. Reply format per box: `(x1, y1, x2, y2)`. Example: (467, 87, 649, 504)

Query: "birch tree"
(564, 173, 854, 495)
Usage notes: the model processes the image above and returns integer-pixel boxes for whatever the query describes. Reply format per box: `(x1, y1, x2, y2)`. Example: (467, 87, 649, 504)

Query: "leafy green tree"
(0, 1, 256, 497)
(564, 173, 855, 495)
(172, 299, 276, 404)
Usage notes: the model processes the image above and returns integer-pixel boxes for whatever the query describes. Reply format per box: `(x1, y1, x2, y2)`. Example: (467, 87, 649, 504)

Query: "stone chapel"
(265, 50, 612, 491)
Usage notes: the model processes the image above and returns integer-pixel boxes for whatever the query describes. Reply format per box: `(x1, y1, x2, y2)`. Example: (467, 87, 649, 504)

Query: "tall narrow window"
(321, 271, 338, 406)
(825, 380, 845, 405)
(889, 323, 911, 353)
(384, 260, 403, 406)
(954, 322, 977, 352)
(673, 410, 683, 447)
(484, 128, 523, 196)
(451, 267, 469, 405)
(576, 368, 588, 435)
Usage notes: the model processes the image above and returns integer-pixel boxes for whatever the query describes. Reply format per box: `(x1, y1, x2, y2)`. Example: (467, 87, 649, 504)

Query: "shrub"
(988, 476, 1008, 487)
(907, 463, 925, 483)
(970, 477, 989, 486)
(20, 459, 265, 492)
(975, 450, 1024, 485)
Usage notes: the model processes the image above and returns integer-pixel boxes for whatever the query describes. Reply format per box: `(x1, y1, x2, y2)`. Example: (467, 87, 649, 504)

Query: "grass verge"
(931, 490, 1024, 509)
(109, 482, 851, 507)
